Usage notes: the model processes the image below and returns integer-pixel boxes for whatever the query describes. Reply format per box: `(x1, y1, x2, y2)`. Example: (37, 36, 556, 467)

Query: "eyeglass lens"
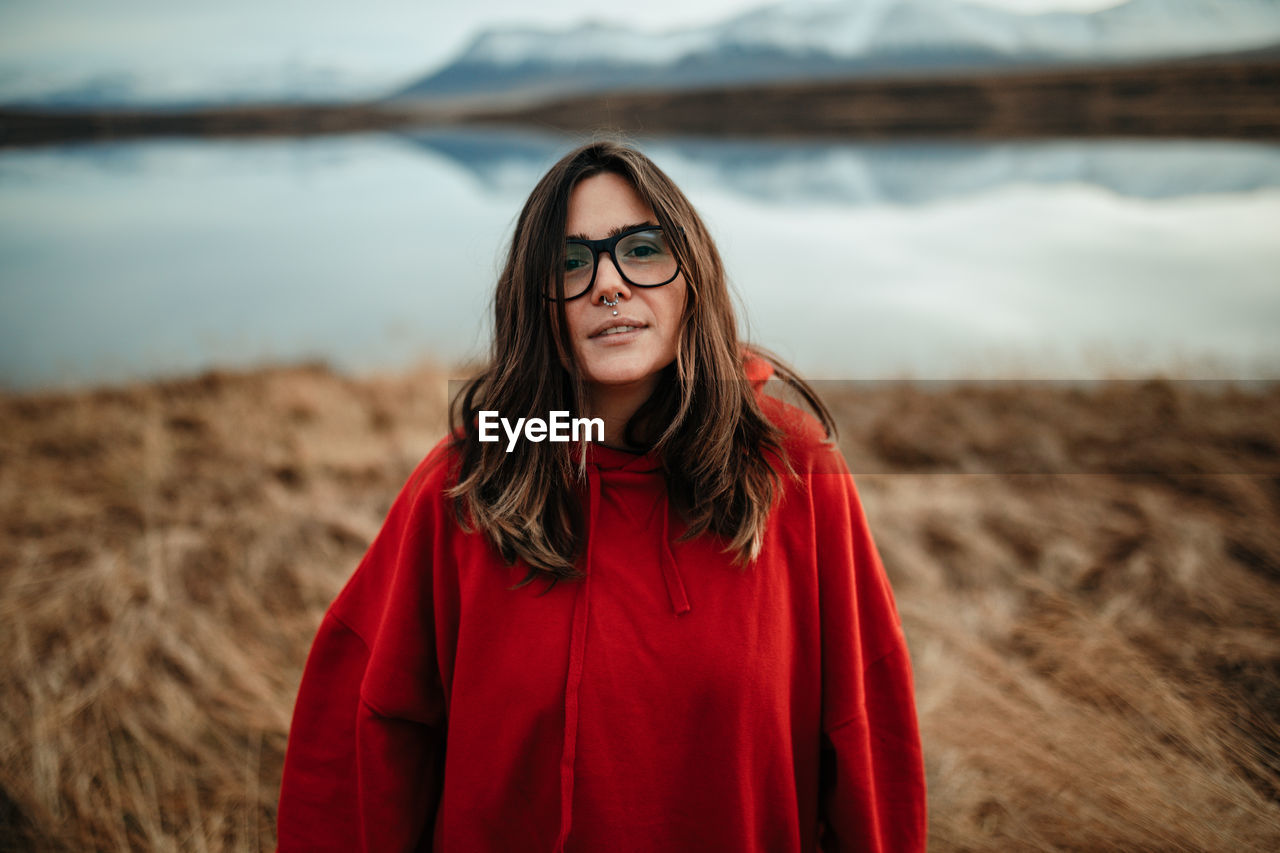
(552, 229, 678, 299)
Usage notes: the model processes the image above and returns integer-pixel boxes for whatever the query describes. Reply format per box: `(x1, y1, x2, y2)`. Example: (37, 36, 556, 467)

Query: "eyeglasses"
(545, 225, 681, 301)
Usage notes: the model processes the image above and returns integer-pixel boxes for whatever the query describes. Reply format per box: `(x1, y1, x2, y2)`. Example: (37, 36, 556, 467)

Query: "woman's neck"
(586, 378, 659, 449)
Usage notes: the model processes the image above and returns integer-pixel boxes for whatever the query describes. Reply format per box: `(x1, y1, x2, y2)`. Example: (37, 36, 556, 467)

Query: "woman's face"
(561, 172, 687, 403)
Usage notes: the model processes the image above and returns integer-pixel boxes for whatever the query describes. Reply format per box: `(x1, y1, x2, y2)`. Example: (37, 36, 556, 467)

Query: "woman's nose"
(593, 251, 631, 300)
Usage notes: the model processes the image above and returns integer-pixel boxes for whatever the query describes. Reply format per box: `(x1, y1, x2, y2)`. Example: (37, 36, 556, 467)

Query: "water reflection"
(1, 129, 1277, 390)
(399, 129, 1280, 203)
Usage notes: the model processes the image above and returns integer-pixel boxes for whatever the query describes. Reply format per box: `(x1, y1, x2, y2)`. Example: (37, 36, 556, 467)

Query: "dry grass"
(1, 365, 1277, 851)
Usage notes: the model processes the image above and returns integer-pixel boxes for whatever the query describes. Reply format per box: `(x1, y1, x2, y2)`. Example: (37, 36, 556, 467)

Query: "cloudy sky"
(0, 0, 1127, 101)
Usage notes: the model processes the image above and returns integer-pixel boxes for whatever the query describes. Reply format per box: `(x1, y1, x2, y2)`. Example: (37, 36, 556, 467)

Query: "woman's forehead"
(565, 173, 656, 239)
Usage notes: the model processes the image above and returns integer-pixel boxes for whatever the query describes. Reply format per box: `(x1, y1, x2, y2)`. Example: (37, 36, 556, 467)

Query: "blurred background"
(2, 0, 1278, 386)
(2, 1, 1279, 851)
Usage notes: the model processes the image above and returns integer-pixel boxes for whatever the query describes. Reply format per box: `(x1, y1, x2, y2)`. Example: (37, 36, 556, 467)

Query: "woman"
(277, 141, 926, 852)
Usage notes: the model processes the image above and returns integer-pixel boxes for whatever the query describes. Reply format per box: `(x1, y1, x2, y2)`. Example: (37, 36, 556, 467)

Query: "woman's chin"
(586, 371, 656, 390)
(582, 360, 665, 392)
(578, 350, 658, 386)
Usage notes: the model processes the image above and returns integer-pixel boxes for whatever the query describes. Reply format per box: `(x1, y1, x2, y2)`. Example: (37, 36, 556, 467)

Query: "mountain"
(395, 0, 1280, 102)
(0, 63, 385, 112)
(7, 0, 1277, 112)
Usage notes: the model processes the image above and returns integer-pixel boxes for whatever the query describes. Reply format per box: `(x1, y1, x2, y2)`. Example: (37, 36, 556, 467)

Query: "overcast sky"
(1, 0, 1129, 96)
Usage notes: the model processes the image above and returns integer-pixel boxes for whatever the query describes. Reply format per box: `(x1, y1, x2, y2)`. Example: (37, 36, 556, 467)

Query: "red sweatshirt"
(277, 368, 926, 852)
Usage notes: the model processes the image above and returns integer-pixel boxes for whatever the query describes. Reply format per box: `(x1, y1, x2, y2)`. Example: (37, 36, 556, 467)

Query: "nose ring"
(602, 293, 620, 308)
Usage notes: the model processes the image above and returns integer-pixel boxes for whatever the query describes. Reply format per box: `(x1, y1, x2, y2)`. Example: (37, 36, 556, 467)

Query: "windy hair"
(448, 139, 834, 585)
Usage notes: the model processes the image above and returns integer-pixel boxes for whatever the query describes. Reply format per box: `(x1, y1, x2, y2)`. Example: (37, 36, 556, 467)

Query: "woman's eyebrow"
(566, 221, 658, 241)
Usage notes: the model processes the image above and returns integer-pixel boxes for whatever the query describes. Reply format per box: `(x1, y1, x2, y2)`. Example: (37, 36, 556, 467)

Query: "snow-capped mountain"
(397, 0, 1280, 101)
(7, 0, 1277, 111)
(1, 62, 393, 111)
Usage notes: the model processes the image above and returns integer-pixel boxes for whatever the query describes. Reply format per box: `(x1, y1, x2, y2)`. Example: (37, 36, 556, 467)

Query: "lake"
(2, 129, 1278, 390)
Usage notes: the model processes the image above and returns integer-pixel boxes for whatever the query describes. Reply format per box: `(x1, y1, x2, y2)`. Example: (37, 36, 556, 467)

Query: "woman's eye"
(564, 247, 593, 272)
(625, 240, 665, 259)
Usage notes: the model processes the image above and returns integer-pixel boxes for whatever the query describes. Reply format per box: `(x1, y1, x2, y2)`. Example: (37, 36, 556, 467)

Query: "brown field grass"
(1, 364, 1278, 851)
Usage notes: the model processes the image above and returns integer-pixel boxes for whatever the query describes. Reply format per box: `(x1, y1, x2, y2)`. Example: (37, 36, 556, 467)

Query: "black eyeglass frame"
(545, 224, 683, 302)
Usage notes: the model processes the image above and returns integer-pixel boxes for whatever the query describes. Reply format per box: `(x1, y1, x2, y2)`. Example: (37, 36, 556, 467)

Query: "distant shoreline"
(2, 55, 1278, 148)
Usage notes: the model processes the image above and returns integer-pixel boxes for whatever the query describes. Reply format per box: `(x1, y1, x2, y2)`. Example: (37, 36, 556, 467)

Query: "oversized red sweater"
(277, 373, 926, 852)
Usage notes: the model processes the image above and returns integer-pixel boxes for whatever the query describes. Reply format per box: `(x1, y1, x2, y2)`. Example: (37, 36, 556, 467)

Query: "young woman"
(277, 141, 926, 852)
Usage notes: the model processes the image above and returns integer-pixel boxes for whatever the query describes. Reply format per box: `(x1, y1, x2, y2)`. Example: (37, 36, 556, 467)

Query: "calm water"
(2, 129, 1278, 390)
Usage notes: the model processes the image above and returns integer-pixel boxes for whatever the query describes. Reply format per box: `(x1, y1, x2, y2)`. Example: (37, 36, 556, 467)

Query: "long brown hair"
(448, 139, 833, 585)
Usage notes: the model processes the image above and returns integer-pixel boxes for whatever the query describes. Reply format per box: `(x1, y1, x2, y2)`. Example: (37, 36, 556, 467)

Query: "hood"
(574, 352, 776, 615)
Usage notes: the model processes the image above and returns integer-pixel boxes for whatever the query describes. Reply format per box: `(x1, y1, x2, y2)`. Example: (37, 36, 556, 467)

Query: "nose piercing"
(602, 293, 620, 307)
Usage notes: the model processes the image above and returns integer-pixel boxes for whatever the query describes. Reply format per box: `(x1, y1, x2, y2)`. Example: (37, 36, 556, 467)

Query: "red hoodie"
(277, 364, 926, 852)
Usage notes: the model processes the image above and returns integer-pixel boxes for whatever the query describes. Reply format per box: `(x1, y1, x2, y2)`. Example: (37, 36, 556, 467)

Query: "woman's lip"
(588, 318, 647, 338)
(589, 326, 646, 343)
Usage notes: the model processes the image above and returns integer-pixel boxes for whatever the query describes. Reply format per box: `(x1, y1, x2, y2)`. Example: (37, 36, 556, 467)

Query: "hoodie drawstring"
(553, 463, 600, 853)
(554, 458, 691, 850)
(658, 491, 690, 616)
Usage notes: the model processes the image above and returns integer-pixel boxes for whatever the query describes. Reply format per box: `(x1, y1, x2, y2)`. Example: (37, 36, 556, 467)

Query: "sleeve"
(810, 445, 927, 853)
(277, 455, 448, 853)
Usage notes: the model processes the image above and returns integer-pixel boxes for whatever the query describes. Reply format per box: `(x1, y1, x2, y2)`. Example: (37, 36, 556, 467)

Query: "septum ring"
(602, 293, 620, 308)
